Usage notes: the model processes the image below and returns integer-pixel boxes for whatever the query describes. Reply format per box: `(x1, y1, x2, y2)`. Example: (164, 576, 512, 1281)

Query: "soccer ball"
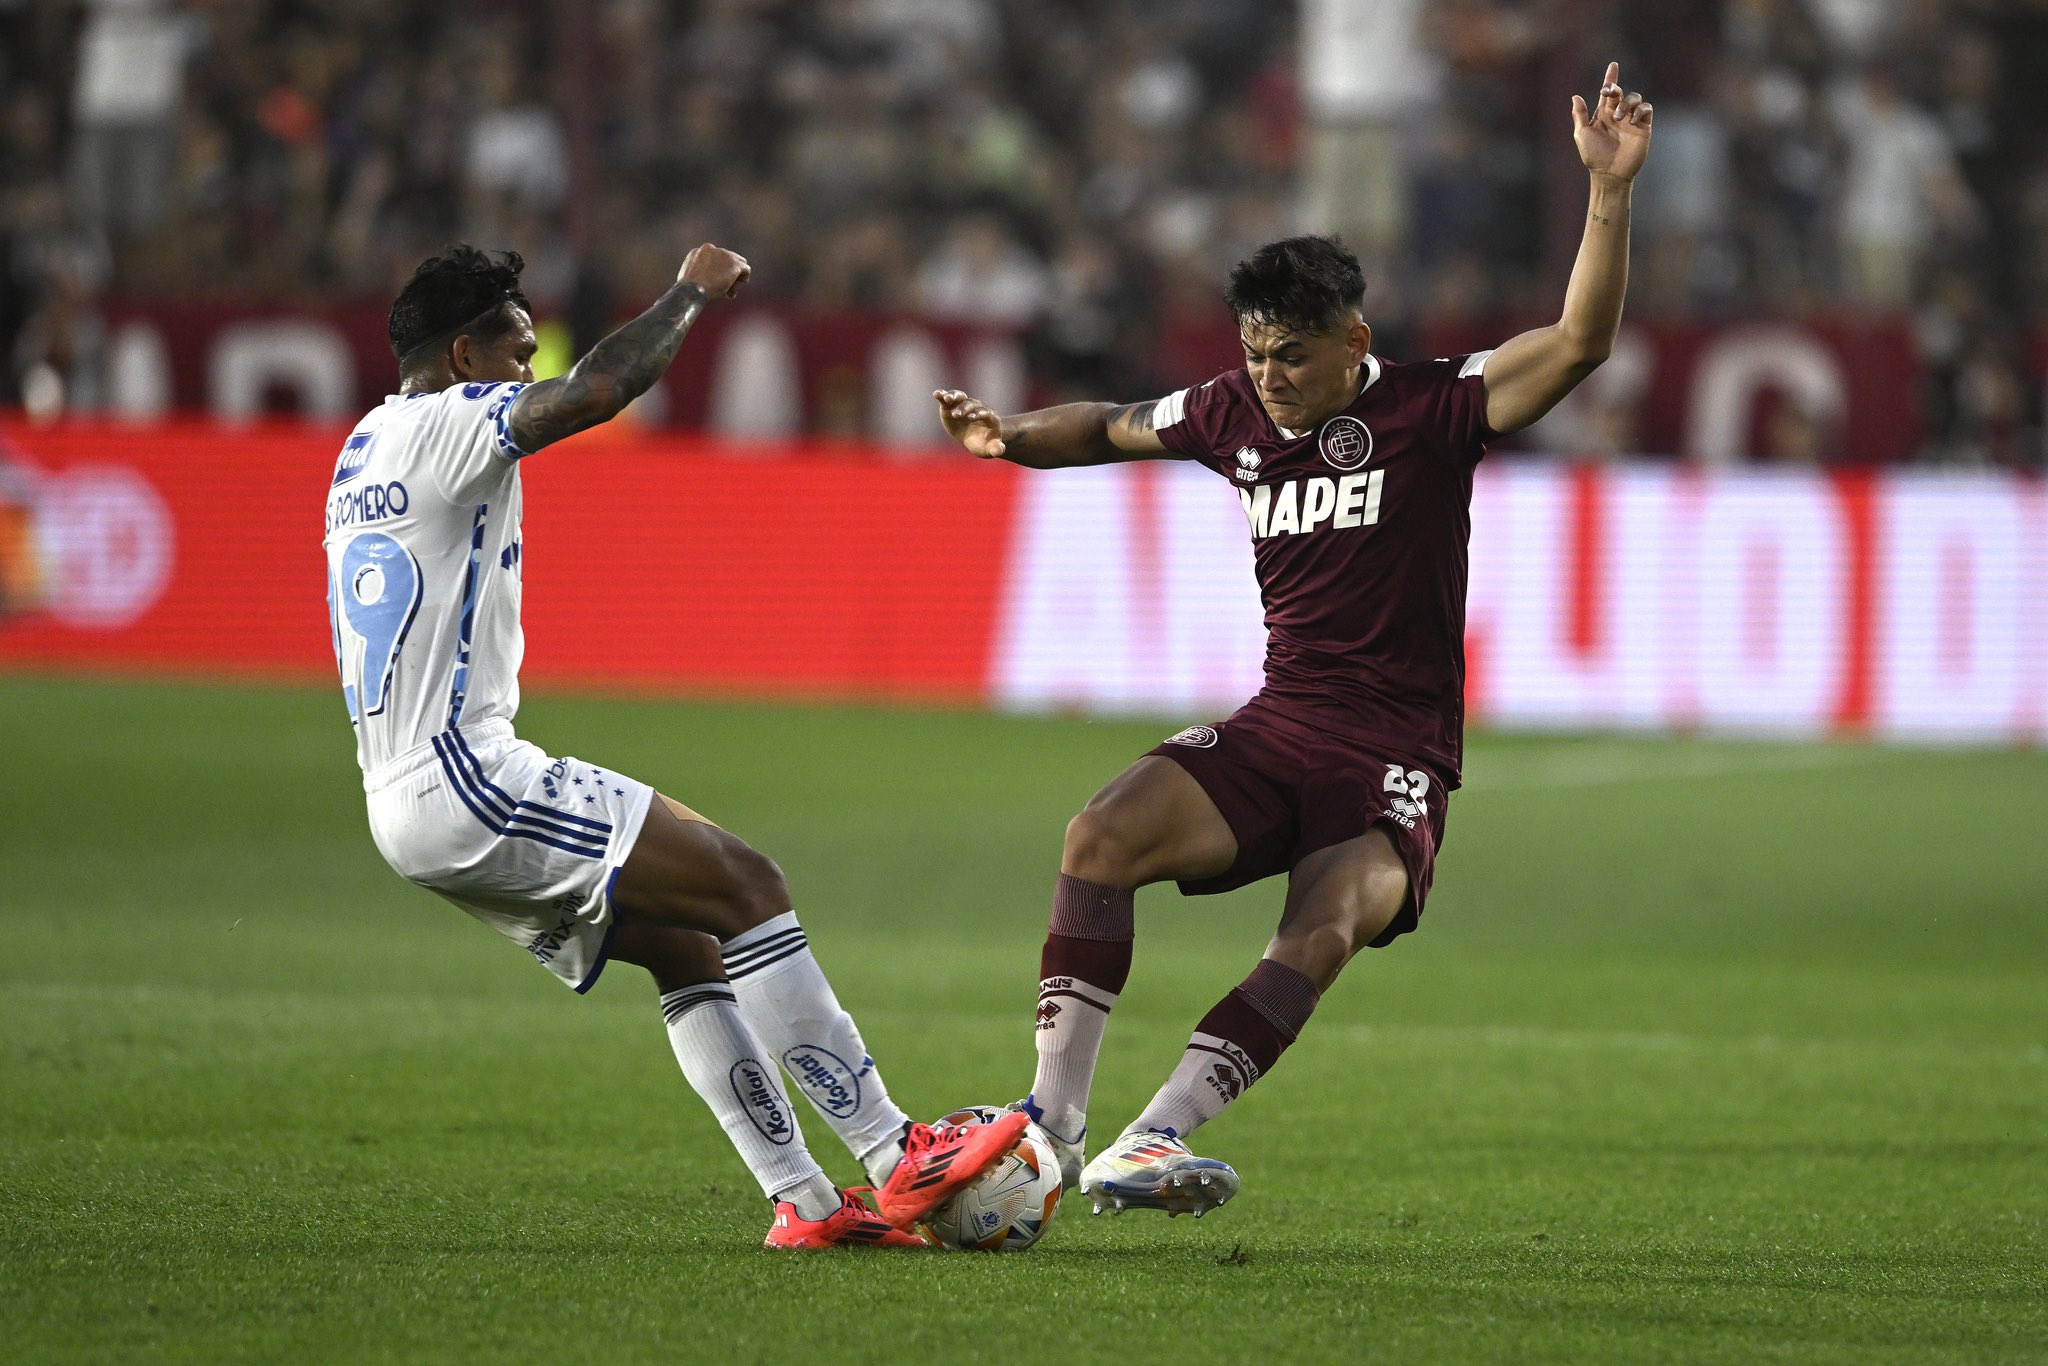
(918, 1105, 1064, 1252)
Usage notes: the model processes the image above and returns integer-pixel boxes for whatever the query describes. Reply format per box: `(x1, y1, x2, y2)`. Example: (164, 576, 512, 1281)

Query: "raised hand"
(678, 243, 751, 298)
(1571, 61, 1653, 184)
(932, 388, 1007, 458)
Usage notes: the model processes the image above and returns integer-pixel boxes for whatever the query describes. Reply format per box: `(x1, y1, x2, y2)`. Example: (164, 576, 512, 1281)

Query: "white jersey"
(323, 382, 531, 776)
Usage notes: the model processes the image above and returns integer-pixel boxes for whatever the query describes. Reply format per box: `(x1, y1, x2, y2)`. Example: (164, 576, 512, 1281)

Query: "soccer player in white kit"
(324, 242, 1024, 1248)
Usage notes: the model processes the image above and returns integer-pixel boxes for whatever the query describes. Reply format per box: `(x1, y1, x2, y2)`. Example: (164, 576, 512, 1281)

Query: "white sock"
(1125, 1030, 1256, 1141)
(720, 912, 911, 1182)
(659, 983, 834, 1217)
(1029, 975, 1118, 1143)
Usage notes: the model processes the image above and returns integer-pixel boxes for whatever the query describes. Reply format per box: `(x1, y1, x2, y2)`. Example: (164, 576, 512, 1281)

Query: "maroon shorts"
(1144, 698, 1451, 946)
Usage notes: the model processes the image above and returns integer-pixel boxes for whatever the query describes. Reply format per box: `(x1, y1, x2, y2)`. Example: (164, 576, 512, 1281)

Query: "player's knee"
(1275, 902, 1387, 986)
(1061, 805, 1144, 884)
(1272, 923, 1358, 988)
(616, 820, 791, 940)
(714, 840, 790, 934)
(617, 922, 725, 991)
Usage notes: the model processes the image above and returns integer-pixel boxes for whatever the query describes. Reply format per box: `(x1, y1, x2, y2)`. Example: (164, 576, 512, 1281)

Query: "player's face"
(454, 307, 538, 385)
(1240, 315, 1371, 431)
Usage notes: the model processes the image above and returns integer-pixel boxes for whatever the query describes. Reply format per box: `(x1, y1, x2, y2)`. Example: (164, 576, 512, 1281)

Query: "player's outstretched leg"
(1084, 828, 1408, 1217)
(1078, 959, 1318, 1217)
(714, 901, 1035, 1227)
(716, 910, 917, 1185)
(616, 797, 1027, 1235)
(613, 920, 923, 1247)
(628, 799, 919, 1181)
(1020, 873, 1133, 1184)
(612, 803, 936, 1248)
(1020, 758, 1238, 1187)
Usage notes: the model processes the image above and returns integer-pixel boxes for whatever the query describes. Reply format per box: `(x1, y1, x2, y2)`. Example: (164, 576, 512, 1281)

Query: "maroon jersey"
(1152, 352, 1495, 785)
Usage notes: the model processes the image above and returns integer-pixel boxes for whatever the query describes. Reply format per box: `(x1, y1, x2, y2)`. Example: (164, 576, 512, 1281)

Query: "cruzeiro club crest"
(1319, 415, 1373, 472)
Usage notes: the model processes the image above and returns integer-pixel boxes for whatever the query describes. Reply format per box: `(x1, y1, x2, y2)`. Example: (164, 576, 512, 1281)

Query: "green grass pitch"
(4, 674, 2044, 1363)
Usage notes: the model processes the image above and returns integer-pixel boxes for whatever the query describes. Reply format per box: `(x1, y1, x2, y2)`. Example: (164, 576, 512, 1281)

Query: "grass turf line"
(2, 674, 2044, 1363)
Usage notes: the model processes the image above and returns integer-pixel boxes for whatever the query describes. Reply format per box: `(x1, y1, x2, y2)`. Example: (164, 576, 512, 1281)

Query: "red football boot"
(762, 1187, 931, 1249)
(873, 1111, 1031, 1229)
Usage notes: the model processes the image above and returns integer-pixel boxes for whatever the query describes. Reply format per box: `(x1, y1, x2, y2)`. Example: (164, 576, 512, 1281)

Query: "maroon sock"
(1039, 873, 1134, 993)
(1128, 959, 1321, 1138)
(1029, 875, 1135, 1137)
(1194, 958, 1321, 1079)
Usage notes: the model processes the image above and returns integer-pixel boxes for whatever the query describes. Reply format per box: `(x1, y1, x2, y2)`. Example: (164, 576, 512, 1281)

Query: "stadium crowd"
(2, 0, 2044, 464)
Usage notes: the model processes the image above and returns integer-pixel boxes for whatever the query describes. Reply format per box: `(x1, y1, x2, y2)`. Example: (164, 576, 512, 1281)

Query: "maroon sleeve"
(1425, 352, 1498, 462)
(1149, 372, 1239, 463)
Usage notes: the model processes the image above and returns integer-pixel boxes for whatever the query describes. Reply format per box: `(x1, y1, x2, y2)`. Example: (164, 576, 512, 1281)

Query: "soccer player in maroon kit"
(934, 64, 1654, 1215)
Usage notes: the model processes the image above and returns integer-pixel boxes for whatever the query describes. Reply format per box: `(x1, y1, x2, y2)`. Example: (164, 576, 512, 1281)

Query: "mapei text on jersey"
(1237, 470, 1385, 540)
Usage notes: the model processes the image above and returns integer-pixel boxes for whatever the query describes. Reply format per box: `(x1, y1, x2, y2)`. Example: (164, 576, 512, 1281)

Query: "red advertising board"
(3, 420, 2042, 746)
(0, 421, 1018, 703)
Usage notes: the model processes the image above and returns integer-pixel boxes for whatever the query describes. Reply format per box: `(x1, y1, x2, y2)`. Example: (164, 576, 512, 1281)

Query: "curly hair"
(1224, 236, 1366, 335)
(388, 244, 531, 364)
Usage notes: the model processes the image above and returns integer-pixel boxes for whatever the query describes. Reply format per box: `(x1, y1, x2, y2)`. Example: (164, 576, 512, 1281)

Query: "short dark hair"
(1224, 236, 1366, 334)
(388, 245, 531, 365)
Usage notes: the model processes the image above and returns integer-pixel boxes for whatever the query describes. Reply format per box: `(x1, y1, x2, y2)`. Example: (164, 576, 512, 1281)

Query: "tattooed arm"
(930, 391, 1171, 469)
(506, 243, 750, 453)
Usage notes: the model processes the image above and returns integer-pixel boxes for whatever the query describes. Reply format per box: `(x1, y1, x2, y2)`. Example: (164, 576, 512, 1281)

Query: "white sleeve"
(1457, 350, 1493, 379)
(1152, 387, 1191, 430)
(423, 382, 529, 501)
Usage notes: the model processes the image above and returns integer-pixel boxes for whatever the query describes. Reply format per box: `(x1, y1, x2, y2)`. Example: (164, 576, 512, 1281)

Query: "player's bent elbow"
(1557, 324, 1614, 370)
(508, 403, 607, 454)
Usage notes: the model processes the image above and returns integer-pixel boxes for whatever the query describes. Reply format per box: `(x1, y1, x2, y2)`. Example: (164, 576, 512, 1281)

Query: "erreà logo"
(782, 1044, 863, 1120)
(1319, 415, 1372, 472)
(730, 1060, 794, 1145)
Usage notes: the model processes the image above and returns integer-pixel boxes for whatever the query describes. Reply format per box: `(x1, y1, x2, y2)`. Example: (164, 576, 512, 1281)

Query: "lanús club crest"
(1319, 416, 1373, 472)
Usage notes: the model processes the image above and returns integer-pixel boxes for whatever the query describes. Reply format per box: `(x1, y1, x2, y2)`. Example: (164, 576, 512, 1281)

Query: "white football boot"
(1007, 1100, 1085, 1189)
(1078, 1130, 1239, 1217)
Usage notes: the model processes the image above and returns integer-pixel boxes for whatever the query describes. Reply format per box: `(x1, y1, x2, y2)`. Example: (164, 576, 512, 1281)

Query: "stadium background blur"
(4, 0, 2044, 741)
(4, 6, 2046, 1362)
(3, 0, 2047, 466)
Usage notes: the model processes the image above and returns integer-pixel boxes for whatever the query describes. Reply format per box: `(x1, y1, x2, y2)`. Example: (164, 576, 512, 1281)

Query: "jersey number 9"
(328, 531, 423, 724)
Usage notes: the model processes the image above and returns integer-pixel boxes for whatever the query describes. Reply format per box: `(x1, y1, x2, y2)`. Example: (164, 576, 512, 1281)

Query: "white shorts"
(363, 717, 655, 992)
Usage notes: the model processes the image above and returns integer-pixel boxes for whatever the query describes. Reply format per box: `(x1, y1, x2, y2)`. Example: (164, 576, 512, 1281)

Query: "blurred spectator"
(465, 39, 569, 213)
(0, 0, 2039, 466)
(915, 212, 1049, 326)
(69, 0, 190, 238)
(1830, 64, 1976, 307)
(1300, 0, 1439, 267)
(1027, 228, 1159, 400)
(4, 75, 112, 416)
